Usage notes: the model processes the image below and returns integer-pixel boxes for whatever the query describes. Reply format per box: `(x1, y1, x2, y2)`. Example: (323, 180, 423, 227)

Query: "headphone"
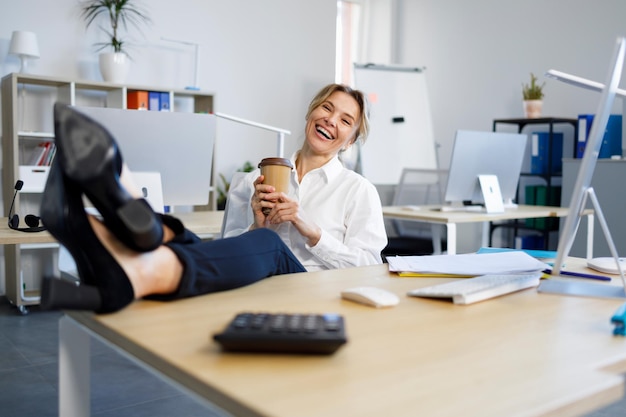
(7, 180, 46, 232)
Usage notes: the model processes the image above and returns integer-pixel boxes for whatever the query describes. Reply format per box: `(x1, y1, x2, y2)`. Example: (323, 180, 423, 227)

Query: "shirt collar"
(291, 152, 344, 183)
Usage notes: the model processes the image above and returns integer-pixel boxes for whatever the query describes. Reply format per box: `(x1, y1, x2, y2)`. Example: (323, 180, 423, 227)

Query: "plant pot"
(99, 52, 130, 84)
(523, 100, 543, 119)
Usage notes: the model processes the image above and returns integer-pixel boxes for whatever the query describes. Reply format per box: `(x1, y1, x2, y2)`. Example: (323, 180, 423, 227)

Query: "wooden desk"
(383, 205, 594, 255)
(0, 211, 224, 313)
(60, 258, 626, 417)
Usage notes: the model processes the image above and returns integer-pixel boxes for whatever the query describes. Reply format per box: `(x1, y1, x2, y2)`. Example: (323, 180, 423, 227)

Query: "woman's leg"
(153, 228, 306, 300)
(89, 215, 306, 302)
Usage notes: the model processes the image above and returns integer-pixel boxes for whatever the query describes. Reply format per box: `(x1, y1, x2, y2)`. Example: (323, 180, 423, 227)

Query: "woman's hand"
(250, 175, 275, 228)
(250, 175, 321, 246)
(265, 194, 322, 247)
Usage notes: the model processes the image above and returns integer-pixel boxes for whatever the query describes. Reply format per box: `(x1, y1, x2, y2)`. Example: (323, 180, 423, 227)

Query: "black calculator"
(213, 312, 348, 354)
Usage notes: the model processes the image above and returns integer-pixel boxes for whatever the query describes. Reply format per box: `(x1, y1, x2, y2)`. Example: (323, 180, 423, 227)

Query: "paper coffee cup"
(258, 157, 293, 214)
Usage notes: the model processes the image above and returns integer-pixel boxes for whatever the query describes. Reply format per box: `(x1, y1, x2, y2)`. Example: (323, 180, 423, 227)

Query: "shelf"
(20, 242, 60, 250)
(18, 131, 55, 139)
(493, 117, 577, 127)
(491, 117, 577, 250)
(1, 72, 217, 311)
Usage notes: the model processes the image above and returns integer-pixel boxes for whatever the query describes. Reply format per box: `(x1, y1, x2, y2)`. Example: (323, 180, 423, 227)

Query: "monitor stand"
(478, 174, 504, 213)
(538, 187, 626, 299)
(503, 198, 518, 209)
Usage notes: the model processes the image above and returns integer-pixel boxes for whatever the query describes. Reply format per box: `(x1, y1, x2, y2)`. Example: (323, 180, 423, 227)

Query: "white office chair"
(384, 168, 448, 255)
(218, 171, 250, 239)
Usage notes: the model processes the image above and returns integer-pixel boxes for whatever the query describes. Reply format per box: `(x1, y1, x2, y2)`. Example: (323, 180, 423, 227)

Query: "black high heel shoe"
(53, 102, 163, 252)
(40, 160, 135, 314)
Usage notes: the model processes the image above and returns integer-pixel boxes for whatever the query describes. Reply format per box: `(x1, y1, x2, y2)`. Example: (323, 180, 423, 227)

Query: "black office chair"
(382, 168, 448, 259)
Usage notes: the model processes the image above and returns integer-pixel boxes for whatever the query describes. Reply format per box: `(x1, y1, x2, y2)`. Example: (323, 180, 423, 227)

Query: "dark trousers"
(147, 216, 306, 300)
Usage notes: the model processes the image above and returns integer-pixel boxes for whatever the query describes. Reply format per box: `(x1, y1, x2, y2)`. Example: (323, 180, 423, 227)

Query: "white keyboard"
(407, 272, 543, 305)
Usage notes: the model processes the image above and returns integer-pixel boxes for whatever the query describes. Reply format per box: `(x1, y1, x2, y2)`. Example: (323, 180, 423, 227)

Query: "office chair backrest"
(219, 171, 250, 239)
(392, 168, 448, 238)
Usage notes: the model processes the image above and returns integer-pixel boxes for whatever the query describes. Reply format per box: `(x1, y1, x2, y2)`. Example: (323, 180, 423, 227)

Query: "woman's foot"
(53, 103, 163, 252)
(40, 161, 135, 313)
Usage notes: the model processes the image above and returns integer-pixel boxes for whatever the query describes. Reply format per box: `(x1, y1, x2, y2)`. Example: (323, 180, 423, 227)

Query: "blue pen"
(543, 269, 611, 282)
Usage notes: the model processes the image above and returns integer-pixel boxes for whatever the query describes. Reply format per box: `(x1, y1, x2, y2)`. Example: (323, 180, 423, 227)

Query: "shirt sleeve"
(306, 180, 387, 269)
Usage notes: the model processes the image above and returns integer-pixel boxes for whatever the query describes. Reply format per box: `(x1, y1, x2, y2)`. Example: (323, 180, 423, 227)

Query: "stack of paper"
(387, 252, 549, 277)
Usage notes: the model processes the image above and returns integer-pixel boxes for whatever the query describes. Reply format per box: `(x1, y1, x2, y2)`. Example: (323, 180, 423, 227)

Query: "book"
(127, 91, 149, 110)
(159, 92, 170, 111)
(27, 142, 49, 165)
(43, 143, 56, 166)
(148, 91, 160, 111)
(576, 114, 622, 158)
(530, 131, 563, 174)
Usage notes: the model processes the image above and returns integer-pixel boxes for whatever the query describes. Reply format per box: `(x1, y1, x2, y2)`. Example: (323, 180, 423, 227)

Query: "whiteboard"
(354, 64, 437, 184)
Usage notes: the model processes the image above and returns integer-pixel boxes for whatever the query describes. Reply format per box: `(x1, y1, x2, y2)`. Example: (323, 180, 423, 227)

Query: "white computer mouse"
(587, 257, 626, 274)
(341, 286, 400, 308)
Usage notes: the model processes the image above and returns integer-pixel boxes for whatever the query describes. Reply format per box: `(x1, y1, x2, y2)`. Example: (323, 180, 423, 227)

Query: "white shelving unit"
(1, 72, 215, 313)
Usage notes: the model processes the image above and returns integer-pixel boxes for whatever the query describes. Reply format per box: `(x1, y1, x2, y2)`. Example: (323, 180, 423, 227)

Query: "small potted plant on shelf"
(522, 72, 545, 119)
(80, 0, 151, 84)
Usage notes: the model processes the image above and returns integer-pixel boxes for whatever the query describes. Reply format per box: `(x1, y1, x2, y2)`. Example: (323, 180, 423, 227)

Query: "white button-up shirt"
(223, 155, 387, 271)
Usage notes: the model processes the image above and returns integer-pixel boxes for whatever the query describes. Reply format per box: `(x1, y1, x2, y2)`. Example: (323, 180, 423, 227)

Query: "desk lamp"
(214, 112, 291, 158)
(9, 30, 40, 73)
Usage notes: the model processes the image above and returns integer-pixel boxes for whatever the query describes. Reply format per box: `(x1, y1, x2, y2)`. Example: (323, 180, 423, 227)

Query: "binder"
(530, 132, 563, 174)
(602, 115, 622, 158)
(148, 91, 160, 111)
(576, 114, 622, 158)
(524, 185, 561, 230)
(525, 185, 536, 228)
(533, 185, 548, 229)
(159, 92, 170, 111)
(127, 91, 148, 110)
(514, 235, 545, 250)
(577, 114, 594, 157)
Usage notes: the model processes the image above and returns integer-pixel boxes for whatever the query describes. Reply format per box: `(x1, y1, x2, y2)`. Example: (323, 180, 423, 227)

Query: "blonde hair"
(305, 83, 370, 144)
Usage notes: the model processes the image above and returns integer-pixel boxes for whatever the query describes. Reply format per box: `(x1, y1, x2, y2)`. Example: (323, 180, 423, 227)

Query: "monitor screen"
(444, 130, 527, 205)
(74, 106, 215, 208)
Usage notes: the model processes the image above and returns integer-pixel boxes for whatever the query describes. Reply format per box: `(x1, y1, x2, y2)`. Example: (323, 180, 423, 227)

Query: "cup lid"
(258, 157, 293, 169)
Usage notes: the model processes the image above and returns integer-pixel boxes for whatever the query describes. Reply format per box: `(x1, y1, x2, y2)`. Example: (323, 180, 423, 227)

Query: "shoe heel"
(117, 199, 163, 251)
(40, 276, 102, 311)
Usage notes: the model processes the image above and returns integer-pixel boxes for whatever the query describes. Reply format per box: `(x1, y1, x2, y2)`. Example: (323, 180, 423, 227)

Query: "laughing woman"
(223, 84, 387, 271)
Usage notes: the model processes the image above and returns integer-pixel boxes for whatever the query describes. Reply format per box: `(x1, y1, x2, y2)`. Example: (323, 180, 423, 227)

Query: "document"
(387, 251, 549, 276)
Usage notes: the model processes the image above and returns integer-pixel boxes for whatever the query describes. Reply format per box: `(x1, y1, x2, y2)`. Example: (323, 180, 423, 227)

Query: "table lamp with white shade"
(9, 30, 40, 73)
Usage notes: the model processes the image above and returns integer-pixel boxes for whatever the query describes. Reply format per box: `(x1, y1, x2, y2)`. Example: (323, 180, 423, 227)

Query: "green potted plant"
(217, 161, 255, 210)
(522, 72, 545, 118)
(80, 0, 151, 83)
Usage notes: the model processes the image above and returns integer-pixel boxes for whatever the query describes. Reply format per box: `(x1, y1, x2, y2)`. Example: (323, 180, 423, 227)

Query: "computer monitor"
(444, 130, 527, 206)
(542, 36, 626, 298)
(74, 106, 215, 208)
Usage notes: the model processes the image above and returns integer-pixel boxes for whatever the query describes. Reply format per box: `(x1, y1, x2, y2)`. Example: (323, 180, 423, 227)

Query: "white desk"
(383, 205, 594, 255)
(0, 211, 224, 313)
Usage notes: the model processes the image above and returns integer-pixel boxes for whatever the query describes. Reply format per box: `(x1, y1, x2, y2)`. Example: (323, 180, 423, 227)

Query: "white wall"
(0, 0, 337, 295)
(0, 0, 337, 183)
(395, 0, 626, 252)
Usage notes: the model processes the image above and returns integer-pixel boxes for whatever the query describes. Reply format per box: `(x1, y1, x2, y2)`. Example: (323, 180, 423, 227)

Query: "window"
(336, 1, 362, 85)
